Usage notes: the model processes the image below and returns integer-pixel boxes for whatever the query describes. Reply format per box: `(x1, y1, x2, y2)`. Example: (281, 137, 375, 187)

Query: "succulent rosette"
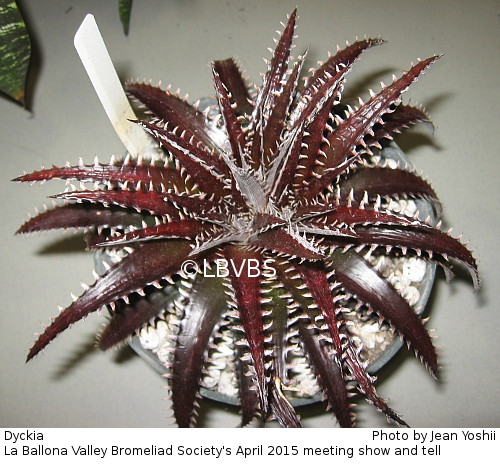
(16, 9, 478, 427)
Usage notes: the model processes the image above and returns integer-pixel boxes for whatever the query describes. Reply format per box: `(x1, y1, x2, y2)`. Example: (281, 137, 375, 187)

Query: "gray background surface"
(1, 0, 498, 428)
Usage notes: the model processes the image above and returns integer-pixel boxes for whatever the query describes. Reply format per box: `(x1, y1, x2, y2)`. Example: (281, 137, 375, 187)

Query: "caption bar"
(2, 428, 497, 463)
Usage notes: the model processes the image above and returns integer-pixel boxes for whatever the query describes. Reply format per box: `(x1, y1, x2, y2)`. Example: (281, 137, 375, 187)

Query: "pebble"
(403, 257, 427, 282)
(139, 326, 161, 350)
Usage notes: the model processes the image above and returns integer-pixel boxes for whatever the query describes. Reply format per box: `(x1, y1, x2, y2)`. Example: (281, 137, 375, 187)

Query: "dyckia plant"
(16, 9, 478, 427)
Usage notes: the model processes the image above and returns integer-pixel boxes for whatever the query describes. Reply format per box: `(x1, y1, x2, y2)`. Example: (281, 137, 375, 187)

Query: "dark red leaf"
(163, 192, 229, 224)
(126, 82, 222, 152)
(212, 58, 253, 116)
(262, 56, 305, 169)
(290, 94, 336, 199)
(135, 120, 238, 204)
(299, 38, 384, 104)
(16, 204, 144, 234)
(14, 160, 185, 192)
(53, 189, 179, 217)
(331, 249, 438, 377)
(347, 225, 480, 290)
(298, 321, 354, 427)
(303, 56, 440, 199)
(261, 281, 302, 427)
(262, 283, 291, 383)
(212, 65, 246, 166)
(26, 240, 194, 361)
(247, 9, 297, 169)
(339, 166, 438, 202)
(273, 261, 354, 427)
(171, 274, 227, 427)
(293, 202, 334, 221)
(224, 245, 268, 413)
(250, 227, 325, 260)
(93, 219, 205, 247)
(252, 212, 287, 231)
(295, 261, 407, 426)
(366, 104, 433, 149)
(291, 39, 384, 195)
(304, 202, 417, 231)
(236, 345, 260, 426)
(271, 122, 307, 206)
(98, 289, 174, 350)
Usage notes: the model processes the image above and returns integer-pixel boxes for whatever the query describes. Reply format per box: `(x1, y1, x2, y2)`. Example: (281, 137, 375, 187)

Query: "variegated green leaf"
(0, 0, 31, 104)
(119, 0, 132, 35)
